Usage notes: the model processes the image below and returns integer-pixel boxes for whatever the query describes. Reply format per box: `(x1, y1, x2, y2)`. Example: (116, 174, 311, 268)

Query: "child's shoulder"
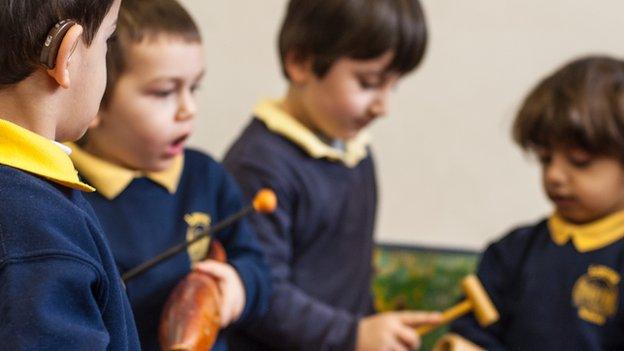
(476, 219, 550, 276)
(501, 219, 548, 242)
(183, 148, 219, 168)
(224, 118, 315, 178)
(0, 165, 71, 212)
(485, 218, 549, 256)
(0, 163, 53, 191)
(227, 118, 307, 163)
(0, 166, 100, 262)
(184, 148, 234, 175)
(182, 148, 236, 186)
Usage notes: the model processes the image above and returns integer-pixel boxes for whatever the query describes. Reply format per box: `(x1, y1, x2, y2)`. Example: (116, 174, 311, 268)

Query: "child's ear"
(284, 51, 313, 84)
(47, 24, 84, 89)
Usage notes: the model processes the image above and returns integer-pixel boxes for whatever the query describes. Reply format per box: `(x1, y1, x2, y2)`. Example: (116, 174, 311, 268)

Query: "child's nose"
(369, 92, 390, 118)
(369, 101, 386, 117)
(176, 91, 197, 121)
(544, 162, 568, 187)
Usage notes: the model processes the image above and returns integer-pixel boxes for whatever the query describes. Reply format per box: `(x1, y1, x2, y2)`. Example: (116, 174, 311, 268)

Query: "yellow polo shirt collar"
(68, 142, 183, 200)
(0, 119, 94, 192)
(549, 211, 624, 252)
(254, 99, 370, 168)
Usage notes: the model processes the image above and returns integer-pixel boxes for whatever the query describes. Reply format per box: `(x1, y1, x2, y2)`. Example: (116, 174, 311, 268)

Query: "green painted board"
(373, 244, 479, 351)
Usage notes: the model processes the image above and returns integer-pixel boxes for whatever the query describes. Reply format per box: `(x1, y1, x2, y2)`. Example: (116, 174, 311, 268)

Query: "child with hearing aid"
(223, 0, 443, 350)
(66, 1, 271, 350)
(0, 0, 141, 349)
(451, 56, 624, 350)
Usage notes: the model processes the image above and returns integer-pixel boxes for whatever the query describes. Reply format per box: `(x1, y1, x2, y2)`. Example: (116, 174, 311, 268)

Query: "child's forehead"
(128, 35, 203, 55)
(533, 144, 587, 154)
(123, 37, 204, 77)
(530, 143, 610, 162)
(331, 52, 403, 79)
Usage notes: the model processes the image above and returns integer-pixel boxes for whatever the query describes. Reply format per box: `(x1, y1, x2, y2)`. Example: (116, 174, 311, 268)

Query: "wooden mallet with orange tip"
(415, 274, 499, 336)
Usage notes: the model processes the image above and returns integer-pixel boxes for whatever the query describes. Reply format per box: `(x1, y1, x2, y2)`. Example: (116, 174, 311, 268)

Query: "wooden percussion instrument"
(159, 240, 226, 351)
(432, 333, 484, 351)
(415, 274, 499, 336)
(122, 189, 277, 351)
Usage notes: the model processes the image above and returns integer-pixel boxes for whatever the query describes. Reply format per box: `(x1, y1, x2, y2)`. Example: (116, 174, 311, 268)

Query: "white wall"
(179, 0, 624, 250)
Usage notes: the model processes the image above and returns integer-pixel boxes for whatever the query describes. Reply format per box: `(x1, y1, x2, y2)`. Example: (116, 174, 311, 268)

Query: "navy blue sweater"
(451, 219, 624, 350)
(81, 149, 270, 351)
(224, 118, 377, 351)
(0, 166, 140, 350)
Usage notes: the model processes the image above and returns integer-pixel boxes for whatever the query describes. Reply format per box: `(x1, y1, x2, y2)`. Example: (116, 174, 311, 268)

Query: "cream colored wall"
(179, 0, 624, 249)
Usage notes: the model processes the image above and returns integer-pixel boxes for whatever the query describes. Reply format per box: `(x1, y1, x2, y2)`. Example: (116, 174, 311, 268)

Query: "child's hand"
(193, 260, 246, 327)
(356, 311, 442, 351)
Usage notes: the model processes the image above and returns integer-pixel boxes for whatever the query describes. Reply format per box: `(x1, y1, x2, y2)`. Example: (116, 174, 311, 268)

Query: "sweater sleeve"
(0, 255, 111, 350)
(450, 228, 536, 351)
(224, 160, 359, 351)
(215, 169, 272, 325)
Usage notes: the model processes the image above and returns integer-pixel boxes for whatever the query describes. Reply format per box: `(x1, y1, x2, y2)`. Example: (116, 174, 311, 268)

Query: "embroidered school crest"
(572, 265, 620, 325)
(184, 212, 211, 263)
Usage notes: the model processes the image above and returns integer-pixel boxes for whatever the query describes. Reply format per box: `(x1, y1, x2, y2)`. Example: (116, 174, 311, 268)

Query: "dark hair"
(513, 56, 624, 160)
(0, 0, 115, 88)
(102, 0, 201, 105)
(278, 0, 428, 79)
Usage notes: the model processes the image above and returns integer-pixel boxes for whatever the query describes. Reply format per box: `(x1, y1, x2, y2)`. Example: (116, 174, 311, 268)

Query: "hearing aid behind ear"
(40, 19, 77, 69)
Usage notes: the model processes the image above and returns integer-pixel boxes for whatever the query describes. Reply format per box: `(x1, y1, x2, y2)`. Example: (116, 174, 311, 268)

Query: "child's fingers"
(193, 260, 236, 326)
(394, 323, 420, 350)
(396, 311, 442, 327)
(193, 260, 230, 279)
(193, 260, 245, 327)
(226, 276, 245, 325)
(231, 285, 245, 318)
(387, 337, 410, 351)
(217, 279, 233, 327)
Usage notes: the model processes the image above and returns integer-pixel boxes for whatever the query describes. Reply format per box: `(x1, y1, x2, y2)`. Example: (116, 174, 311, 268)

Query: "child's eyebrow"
(146, 71, 205, 85)
(355, 72, 385, 82)
(193, 70, 205, 83)
(356, 68, 398, 78)
(356, 70, 384, 76)
(356, 71, 398, 83)
(142, 77, 179, 87)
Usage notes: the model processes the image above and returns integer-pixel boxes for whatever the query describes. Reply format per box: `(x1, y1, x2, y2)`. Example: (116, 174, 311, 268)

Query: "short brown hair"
(0, 0, 115, 88)
(278, 0, 428, 79)
(102, 0, 201, 105)
(513, 56, 624, 160)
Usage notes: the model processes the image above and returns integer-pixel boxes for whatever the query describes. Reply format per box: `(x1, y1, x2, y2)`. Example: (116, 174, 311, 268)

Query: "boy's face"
(59, 0, 120, 141)
(296, 51, 400, 140)
(538, 147, 624, 224)
(87, 38, 204, 172)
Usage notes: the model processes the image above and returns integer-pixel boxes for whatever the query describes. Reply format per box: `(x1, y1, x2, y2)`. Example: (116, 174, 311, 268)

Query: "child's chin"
(558, 210, 595, 225)
(146, 159, 173, 173)
(332, 128, 358, 140)
(342, 130, 361, 140)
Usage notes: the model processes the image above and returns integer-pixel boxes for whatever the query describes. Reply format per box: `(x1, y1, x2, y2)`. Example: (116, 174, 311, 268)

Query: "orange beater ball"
(253, 188, 277, 214)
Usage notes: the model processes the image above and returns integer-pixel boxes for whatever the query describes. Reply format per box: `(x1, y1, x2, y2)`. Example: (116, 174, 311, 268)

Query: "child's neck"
(82, 137, 150, 173)
(282, 88, 344, 147)
(560, 209, 624, 226)
(0, 76, 63, 140)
